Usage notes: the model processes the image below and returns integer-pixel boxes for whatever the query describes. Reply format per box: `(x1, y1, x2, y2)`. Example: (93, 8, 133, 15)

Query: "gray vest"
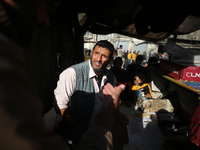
(70, 60, 115, 127)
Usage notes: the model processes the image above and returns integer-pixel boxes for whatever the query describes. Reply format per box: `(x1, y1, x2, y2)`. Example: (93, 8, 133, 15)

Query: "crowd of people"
(113, 46, 148, 70)
(110, 47, 157, 107)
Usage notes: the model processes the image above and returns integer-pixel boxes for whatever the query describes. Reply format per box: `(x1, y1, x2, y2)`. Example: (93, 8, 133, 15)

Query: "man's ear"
(112, 51, 115, 58)
(109, 56, 114, 64)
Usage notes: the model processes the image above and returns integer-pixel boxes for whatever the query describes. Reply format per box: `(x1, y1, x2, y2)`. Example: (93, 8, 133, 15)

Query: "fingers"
(100, 83, 125, 113)
(102, 83, 125, 105)
(103, 83, 115, 95)
(114, 84, 125, 97)
(103, 83, 125, 96)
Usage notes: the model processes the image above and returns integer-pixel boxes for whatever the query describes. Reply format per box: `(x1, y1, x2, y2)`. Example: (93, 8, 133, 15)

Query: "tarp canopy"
(65, 0, 200, 42)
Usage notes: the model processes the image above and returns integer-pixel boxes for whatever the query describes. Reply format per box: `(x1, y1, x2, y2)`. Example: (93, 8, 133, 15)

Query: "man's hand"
(94, 83, 125, 130)
(100, 83, 125, 113)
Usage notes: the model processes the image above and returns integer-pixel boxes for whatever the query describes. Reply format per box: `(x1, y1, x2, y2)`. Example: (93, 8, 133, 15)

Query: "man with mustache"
(54, 40, 116, 148)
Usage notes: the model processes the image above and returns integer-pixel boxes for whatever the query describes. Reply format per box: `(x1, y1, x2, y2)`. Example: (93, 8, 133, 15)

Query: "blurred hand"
(94, 83, 125, 130)
(100, 83, 125, 113)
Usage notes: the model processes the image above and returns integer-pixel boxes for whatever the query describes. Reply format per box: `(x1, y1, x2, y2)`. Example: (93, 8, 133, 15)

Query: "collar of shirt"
(89, 60, 96, 79)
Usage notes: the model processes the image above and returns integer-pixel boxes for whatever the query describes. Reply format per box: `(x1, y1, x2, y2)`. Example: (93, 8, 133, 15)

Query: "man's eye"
(103, 55, 108, 58)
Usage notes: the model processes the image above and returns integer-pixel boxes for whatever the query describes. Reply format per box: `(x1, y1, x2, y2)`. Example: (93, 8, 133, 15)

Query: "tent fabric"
(74, 0, 200, 42)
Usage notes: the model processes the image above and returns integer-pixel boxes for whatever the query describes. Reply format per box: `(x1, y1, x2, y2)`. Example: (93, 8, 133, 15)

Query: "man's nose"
(97, 55, 102, 61)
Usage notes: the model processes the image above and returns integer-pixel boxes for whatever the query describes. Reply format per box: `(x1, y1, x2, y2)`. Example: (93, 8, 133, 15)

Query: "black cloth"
(126, 63, 145, 81)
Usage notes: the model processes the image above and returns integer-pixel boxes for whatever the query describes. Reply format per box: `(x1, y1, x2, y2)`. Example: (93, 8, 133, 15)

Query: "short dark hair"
(93, 40, 115, 58)
(148, 57, 158, 66)
(136, 55, 143, 62)
(135, 66, 146, 76)
(113, 57, 122, 65)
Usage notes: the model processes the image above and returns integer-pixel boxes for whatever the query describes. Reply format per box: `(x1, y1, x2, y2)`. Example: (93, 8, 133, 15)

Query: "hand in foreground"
(100, 83, 125, 113)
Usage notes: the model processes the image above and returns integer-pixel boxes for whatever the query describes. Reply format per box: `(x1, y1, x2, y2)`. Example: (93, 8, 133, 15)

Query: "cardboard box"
(160, 59, 200, 82)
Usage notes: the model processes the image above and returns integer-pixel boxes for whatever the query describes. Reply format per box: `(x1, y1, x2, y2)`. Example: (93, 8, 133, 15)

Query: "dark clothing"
(110, 67, 128, 102)
(190, 103, 200, 148)
(122, 52, 128, 60)
(115, 49, 118, 56)
(126, 63, 145, 81)
(110, 67, 128, 85)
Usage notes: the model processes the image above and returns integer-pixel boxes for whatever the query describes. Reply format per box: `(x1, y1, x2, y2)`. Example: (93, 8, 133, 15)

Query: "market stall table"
(119, 105, 164, 150)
